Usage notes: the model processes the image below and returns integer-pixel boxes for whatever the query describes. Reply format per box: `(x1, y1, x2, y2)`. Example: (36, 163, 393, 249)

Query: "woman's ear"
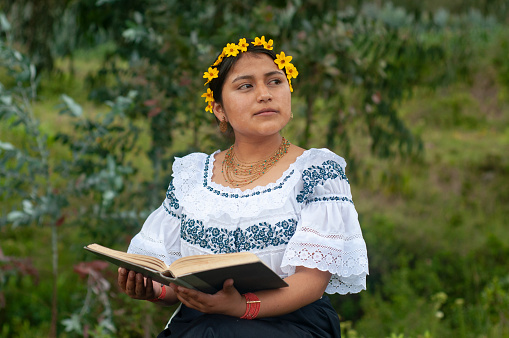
(212, 102, 227, 122)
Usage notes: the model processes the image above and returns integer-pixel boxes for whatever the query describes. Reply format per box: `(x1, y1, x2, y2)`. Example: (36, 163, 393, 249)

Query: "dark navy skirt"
(157, 296, 341, 338)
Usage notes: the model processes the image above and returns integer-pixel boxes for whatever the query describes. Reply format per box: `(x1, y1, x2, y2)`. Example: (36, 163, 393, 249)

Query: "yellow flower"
(203, 67, 219, 85)
(224, 43, 240, 57)
(205, 102, 214, 113)
(201, 88, 214, 103)
(263, 38, 273, 50)
(238, 38, 249, 52)
(285, 63, 298, 79)
(275, 52, 293, 70)
(288, 79, 293, 92)
(252, 36, 266, 46)
(212, 52, 225, 67)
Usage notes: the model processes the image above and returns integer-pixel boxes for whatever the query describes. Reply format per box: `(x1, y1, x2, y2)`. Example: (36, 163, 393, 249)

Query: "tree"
(0, 34, 141, 336)
(86, 1, 449, 180)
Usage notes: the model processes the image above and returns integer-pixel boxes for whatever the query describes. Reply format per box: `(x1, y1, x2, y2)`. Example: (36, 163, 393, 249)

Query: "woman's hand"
(117, 267, 159, 300)
(170, 279, 245, 317)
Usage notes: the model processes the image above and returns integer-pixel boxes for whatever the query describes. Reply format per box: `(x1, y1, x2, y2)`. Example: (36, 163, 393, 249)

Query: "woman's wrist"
(147, 283, 166, 303)
(240, 293, 261, 319)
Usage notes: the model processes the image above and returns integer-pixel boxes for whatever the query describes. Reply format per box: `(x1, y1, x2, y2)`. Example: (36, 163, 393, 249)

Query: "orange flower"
(275, 52, 292, 70)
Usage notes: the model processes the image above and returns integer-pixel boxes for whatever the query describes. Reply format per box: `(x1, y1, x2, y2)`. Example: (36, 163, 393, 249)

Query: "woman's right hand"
(117, 267, 159, 300)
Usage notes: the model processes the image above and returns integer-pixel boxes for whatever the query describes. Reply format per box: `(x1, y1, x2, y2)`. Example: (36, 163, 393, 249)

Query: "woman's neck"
(231, 134, 283, 162)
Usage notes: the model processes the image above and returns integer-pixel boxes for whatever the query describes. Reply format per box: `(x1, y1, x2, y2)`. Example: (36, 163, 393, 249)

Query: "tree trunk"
(50, 223, 58, 338)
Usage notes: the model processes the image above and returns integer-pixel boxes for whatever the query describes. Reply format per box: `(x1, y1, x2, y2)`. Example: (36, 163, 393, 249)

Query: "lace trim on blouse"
(282, 241, 368, 294)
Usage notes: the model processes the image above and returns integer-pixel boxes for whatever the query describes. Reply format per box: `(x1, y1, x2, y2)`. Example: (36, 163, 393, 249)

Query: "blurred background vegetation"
(1, 0, 508, 337)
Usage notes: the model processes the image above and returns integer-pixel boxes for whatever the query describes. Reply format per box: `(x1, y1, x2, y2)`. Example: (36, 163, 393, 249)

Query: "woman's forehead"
(227, 53, 280, 79)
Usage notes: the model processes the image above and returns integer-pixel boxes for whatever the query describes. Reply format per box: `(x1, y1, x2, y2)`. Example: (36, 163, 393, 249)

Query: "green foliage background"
(1, 1, 509, 337)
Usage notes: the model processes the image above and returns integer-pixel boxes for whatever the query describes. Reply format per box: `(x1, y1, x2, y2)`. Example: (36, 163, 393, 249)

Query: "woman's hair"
(209, 39, 277, 105)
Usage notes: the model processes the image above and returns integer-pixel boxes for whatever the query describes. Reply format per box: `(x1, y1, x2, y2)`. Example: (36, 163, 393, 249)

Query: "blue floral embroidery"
(203, 155, 293, 199)
(166, 181, 180, 209)
(296, 160, 349, 204)
(180, 215, 298, 253)
(163, 204, 179, 219)
(306, 195, 354, 205)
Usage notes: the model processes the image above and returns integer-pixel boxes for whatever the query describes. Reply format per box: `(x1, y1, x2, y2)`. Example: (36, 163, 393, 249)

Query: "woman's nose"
(257, 86, 272, 102)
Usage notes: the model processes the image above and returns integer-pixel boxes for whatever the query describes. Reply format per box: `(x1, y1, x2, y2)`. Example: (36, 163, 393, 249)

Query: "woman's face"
(213, 53, 292, 141)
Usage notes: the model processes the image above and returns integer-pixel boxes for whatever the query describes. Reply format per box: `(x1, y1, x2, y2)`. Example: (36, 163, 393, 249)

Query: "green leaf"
(0, 95, 12, 105)
(6, 211, 30, 226)
(0, 141, 15, 151)
(60, 94, 83, 117)
(22, 199, 34, 215)
(0, 13, 11, 32)
(61, 314, 83, 333)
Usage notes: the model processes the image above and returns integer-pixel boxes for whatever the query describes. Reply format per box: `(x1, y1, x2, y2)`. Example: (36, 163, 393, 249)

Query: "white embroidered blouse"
(128, 148, 369, 295)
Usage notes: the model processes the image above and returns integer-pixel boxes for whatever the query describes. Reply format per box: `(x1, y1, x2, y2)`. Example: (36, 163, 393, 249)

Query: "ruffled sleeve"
(127, 181, 182, 266)
(281, 152, 369, 294)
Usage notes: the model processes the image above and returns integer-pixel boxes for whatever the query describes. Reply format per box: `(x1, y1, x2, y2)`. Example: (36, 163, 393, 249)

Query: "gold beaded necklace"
(222, 137, 291, 187)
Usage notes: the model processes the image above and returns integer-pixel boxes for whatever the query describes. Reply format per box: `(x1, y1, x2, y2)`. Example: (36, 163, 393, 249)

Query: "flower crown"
(201, 36, 298, 113)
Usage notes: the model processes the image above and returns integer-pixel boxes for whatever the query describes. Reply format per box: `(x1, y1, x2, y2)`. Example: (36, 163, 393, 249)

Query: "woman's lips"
(255, 108, 278, 116)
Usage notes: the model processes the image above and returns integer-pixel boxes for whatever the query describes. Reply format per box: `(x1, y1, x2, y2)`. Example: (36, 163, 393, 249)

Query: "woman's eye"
(239, 83, 252, 89)
(270, 78, 282, 85)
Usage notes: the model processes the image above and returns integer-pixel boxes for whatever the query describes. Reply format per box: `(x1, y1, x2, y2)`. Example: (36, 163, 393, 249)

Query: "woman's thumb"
(223, 278, 235, 291)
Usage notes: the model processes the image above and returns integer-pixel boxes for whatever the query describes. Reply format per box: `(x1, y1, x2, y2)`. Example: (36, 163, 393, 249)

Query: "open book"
(84, 243, 288, 294)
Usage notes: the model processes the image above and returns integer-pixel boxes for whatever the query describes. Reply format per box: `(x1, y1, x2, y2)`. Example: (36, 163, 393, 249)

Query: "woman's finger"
(118, 268, 128, 291)
(126, 270, 137, 295)
(135, 272, 146, 297)
(146, 277, 154, 298)
(175, 287, 207, 310)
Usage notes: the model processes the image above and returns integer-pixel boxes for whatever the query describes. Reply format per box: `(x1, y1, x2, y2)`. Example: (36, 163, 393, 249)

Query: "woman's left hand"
(170, 279, 245, 317)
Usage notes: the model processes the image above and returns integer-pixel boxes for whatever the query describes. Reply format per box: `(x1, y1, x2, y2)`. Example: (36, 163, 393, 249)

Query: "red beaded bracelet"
(148, 283, 166, 302)
(240, 292, 261, 319)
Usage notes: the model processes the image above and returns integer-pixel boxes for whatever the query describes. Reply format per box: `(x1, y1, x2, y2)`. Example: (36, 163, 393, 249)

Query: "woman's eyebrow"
(231, 70, 285, 84)
(265, 70, 285, 78)
(231, 75, 254, 83)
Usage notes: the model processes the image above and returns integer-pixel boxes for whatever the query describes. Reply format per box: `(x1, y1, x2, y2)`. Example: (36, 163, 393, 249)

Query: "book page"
(170, 251, 260, 276)
(86, 244, 168, 272)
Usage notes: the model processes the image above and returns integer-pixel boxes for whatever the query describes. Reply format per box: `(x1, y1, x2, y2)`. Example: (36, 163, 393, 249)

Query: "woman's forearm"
(249, 266, 331, 318)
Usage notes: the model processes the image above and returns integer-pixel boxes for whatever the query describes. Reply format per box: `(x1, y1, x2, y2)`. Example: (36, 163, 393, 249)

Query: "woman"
(118, 37, 369, 337)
